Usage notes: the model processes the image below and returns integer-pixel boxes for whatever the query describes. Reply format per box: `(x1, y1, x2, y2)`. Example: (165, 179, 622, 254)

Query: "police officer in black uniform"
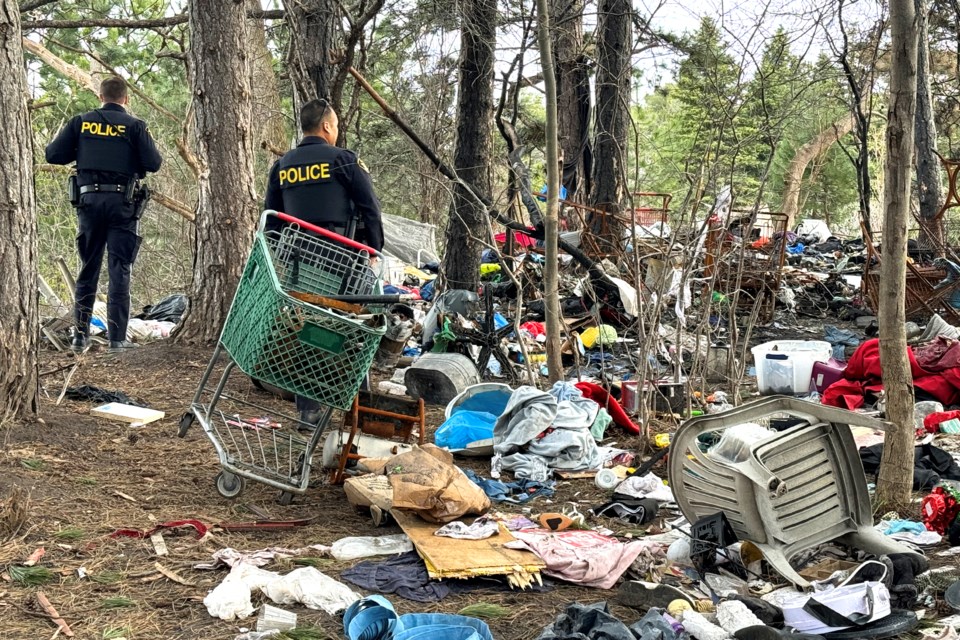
(264, 98, 384, 426)
(46, 76, 163, 353)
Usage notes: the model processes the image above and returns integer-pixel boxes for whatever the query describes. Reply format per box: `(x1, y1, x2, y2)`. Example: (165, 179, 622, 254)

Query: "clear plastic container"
(752, 340, 831, 395)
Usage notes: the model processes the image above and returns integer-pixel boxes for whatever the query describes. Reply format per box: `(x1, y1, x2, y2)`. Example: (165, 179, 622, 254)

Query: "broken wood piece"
(154, 562, 194, 586)
(553, 469, 602, 480)
(55, 362, 81, 406)
(23, 547, 45, 566)
(289, 290, 366, 315)
(36, 592, 74, 637)
(112, 490, 138, 503)
(91, 403, 164, 427)
(150, 532, 168, 557)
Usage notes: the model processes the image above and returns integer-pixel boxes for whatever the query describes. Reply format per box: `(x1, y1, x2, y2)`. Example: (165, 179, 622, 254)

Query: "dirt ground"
(0, 343, 657, 640)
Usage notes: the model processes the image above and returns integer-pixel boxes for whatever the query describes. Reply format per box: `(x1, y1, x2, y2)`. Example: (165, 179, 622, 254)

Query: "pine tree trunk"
(552, 0, 589, 201)
(590, 0, 631, 248)
(441, 0, 495, 292)
(538, 0, 563, 383)
(876, 0, 918, 510)
(0, 0, 38, 424)
(914, 0, 944, 249)
(286, 0, 342, 108)
(177, 0, 258, 345)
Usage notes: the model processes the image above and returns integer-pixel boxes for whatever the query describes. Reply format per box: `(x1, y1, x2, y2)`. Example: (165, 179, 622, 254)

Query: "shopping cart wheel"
(277, 490, 295, 506)
(215, 471, 244, 499)
(178, 413, 195, 438)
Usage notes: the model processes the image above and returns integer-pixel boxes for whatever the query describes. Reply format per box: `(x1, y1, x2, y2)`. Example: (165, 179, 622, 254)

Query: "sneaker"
(298, 409, 323, 432)
(108, 340, 139, 353)
(71, 334, 90, 354)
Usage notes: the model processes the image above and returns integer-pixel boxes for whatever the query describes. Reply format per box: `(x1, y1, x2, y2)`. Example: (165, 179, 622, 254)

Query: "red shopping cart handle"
(269, 211, 377, 255)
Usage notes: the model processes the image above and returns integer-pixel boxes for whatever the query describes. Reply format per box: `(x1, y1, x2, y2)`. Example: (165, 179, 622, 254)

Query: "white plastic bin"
(752, 340, 831, 395)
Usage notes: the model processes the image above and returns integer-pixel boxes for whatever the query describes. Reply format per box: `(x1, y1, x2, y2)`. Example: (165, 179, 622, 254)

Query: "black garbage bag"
(138, 294, 187, 323)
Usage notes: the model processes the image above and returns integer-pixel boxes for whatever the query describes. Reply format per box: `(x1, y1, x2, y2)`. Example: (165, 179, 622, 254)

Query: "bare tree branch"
(35, 164, 195, 222)
(22, 9, 283, 30)
(21, 37, 98, 94)
(20, 0, 59, 11)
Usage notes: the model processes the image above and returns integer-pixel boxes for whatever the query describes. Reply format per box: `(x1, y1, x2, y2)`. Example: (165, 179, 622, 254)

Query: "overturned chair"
(668, 396, 923, 588)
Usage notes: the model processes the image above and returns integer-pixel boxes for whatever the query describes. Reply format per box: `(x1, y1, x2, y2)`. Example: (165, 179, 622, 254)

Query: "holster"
(67, 175, 79, 207)
(132, 184, 152, 220)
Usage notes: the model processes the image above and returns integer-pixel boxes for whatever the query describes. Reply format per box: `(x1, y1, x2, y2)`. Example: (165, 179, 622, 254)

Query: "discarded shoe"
(108, 340, 139, 353)
(733, 626, 825, 640)
(618, 580, 694, 610)
(728, 594, 784, 626)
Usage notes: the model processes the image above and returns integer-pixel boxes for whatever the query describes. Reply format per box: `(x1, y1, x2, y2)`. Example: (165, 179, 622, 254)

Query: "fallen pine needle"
(458, 602, 511, 619)
(8, 565, 56, 586)
(101, 597, 137, 609)
(279, 628, 328, 640)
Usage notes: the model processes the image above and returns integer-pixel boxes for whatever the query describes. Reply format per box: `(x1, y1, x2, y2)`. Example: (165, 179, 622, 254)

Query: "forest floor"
(0, 343, 653, 640)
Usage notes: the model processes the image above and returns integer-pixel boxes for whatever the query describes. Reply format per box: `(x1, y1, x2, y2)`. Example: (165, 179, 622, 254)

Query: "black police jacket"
(45, 103, 162, 186)
(264, 136, 384, 252)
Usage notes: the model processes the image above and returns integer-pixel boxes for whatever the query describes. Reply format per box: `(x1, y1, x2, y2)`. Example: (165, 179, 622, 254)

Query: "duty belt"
(79, 183, 125, 195)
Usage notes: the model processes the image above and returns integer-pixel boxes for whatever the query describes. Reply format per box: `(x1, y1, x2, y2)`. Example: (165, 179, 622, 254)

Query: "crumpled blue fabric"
(343, 595, 398, 640)
(394, 613, 493, 640)
(884, 519, 928, 535)
(464, 469, 555, 503)
(824, 324, 860, 361)
(787, 242, 806, 255)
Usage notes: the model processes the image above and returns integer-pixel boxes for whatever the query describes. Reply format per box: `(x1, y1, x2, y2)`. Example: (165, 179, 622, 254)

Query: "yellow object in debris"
(654, 433, 671, 448)
(667, 600, 692, 618)
(479, 263, 501, 276)
(580, 325, 618, 348)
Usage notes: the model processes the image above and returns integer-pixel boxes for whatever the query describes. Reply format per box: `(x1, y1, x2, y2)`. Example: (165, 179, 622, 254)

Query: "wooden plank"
(91, 403, 164, 427)
(554, 469, 601, 480)
(150, 532, 168, 557)
(288, 290, 365, 315)
(392, 511, 543, 585)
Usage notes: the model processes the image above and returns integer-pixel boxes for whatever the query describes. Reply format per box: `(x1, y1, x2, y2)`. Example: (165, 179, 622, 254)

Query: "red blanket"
(822, 338, 960, 409)
(574, 381, 641, 435)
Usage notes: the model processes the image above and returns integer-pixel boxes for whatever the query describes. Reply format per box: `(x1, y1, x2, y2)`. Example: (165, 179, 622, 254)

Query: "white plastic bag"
(708, 423, 776, 463)
(331, 534, 412, 560)
(262, 567, 360, 615)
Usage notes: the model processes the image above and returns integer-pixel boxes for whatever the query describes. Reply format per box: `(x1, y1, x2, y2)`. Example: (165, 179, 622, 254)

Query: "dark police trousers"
(75, 192, 142, 342)
(295, 220, 368, 418)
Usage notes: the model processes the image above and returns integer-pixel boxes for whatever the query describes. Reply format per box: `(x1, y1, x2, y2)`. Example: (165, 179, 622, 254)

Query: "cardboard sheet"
(392, 511, 544, 588)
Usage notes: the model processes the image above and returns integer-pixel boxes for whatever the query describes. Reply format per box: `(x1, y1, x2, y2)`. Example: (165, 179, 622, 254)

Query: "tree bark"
(781, 113, 857, 227)
(0, 0, 38, 424)
(590, 0, 631, 247)
(552, 0, 589, 201)
(538, 0, 563, 383)
(914, 0, 944, 249)
(441, 0, 495, 292)
(285, 0, 342, 108)
(176, 0, 258, 345)
(876, 0, 918, 510)
(247, 0, 286, 153)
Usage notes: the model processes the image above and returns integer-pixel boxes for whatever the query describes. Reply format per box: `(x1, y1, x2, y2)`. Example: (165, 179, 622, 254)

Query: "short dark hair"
(100, 76, 127, 103)
(300, 99, 334, 134)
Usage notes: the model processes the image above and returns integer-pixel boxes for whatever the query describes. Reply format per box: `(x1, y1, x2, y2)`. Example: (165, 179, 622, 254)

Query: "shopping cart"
(178, 211, 407, 503)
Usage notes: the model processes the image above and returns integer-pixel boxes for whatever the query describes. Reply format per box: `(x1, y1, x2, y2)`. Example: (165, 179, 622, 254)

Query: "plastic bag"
(434, 411, 497, 450)
(331, 535, 412, 561)
(708, 423, 776, 463)
(262, 567, 360, 615)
